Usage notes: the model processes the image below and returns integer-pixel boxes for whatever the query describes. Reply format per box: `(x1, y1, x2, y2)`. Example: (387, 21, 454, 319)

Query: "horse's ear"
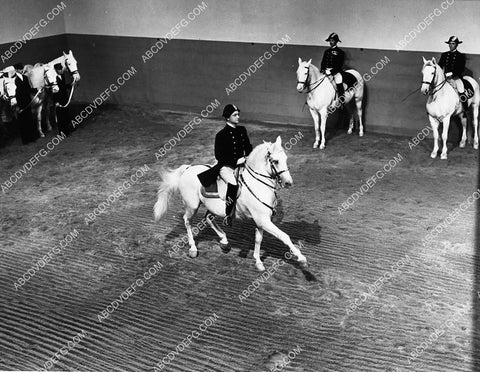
(298, 57, 301, 64)
(275, 136, 282, 147)
(307, 59, 312, 65)
(63, 51, 67, 56)
(422, 56, 427, 64)
(432, 57, 436, 65)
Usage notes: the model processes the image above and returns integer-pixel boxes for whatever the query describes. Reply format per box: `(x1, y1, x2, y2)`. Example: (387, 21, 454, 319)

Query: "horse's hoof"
(40, 134, 45, 138)
(347, 129, 353, 135)
(474, 143, 479, 150)
(313, 142, 319, 149)
(255, 262, 265, 272)
(430, 152, 437, 159)
(359, 132, 364, 137)
(298, 261, 308, 270)
(440, 154, 448, 160)
(459, 142, 466, 148)
(188, 249, 198, 258)
(319, 144, 325, 150)
(219, 238, 228, 245)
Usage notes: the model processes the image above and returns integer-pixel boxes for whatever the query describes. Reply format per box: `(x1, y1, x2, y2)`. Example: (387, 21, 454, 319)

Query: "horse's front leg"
(429, 115, 440, 158)
(253, 227, 265, 271)
(440, 114, 452, 160)
(318, 109, 328, 150)
(459, 110, 468, 148)
(34, 105, 44, 138)
(45, 98, 52, 132)
(309, 107, 320, 148)
(258, 218, 307, 267)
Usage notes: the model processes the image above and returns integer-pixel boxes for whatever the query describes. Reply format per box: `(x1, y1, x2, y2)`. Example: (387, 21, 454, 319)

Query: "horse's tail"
(154, 164, 190, 222)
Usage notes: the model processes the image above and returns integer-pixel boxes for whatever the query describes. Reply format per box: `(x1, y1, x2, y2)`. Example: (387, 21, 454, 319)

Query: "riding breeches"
(333, 72, 342, 84)
(448, 77, 464, 94)
(220, 166, 237, 185)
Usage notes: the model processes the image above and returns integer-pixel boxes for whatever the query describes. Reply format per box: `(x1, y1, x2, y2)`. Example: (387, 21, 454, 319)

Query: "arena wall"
(1, 0, 479, 137)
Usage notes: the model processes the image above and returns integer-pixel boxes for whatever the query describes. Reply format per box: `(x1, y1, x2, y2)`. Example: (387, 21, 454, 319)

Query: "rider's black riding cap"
(222, 104, 240, 119)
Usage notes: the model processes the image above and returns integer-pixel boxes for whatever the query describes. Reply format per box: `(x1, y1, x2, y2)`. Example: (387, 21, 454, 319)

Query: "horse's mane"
(247, 142, 270, 166)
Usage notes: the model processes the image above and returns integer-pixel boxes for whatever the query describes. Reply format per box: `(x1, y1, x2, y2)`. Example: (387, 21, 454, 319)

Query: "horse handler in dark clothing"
(13, 63, 37, 144)
(198, 104, 253, 226)
(52, 63, 73, 136)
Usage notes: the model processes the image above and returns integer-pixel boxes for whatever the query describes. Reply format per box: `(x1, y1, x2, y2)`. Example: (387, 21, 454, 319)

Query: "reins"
(238, 150, 289, 214)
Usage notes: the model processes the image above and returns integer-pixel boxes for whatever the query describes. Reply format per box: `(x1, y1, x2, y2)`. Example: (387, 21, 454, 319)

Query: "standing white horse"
(296, 58, 364, 149)
(421, 57, 479, 159)
(154, 136, 307, 271)
(24, 63, 59, 137)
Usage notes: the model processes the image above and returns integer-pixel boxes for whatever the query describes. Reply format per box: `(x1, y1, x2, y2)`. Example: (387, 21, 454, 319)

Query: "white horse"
(421, 57, 480, 159)
(46, 50, 81, 82)
(296, 58, 364, 149)
(24, 63, 59, 137)
(153, 136, 307, 271)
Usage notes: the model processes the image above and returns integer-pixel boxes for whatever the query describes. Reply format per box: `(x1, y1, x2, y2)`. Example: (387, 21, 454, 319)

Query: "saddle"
(327, 71, 358, 97)
(200, 166, 243, 199)
(447, 78, 474, 99)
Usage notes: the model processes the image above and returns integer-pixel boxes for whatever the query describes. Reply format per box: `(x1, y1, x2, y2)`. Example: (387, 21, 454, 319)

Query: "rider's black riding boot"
(461, 94, 469, 117)
(336, 83, 345, 107)
(223, 183, 239, 227)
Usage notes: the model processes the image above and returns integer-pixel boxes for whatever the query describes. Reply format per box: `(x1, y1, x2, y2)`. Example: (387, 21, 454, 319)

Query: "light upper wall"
(0, 0, 66, 44)
(62, 0, 480, 54)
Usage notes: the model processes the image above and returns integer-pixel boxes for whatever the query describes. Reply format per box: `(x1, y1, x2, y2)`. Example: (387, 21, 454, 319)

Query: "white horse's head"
(296, 58, 312, 92)
(248, 136, 293, 188)
(1, 77, 17, 106)
(421, 56, 441, 95)
(63, 50, 80, 81)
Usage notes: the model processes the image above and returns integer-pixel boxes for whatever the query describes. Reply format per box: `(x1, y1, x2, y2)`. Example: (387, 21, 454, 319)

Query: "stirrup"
(223, 216, 232, 227)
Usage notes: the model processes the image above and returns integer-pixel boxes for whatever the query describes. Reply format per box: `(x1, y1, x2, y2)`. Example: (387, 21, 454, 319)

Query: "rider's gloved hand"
(446, 72, 453, 78)
(325, 68, 332, 75)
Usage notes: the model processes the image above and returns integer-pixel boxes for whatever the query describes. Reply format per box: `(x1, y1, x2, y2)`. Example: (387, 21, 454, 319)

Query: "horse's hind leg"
(473, 102, 479, 149)
(205, 211, 228, 246)
(184, 206, 199, 258)
(355, 95, 364, 137)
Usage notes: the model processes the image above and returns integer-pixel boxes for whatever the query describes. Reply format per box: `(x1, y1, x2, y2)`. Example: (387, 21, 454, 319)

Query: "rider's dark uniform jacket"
(438, 50, 465, 78)
(197, 125, 252, 187)
(52, 73, 69, 106)
(215, 125, 252, 168)
(320, 47, 345, 74)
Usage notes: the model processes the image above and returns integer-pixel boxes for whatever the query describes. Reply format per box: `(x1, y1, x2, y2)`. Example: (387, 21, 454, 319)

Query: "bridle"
(1, 78, 16, 103)
(239, 148, 290, 214)
(297, 65, 326, 93)
(422, 64, 447, 96)
(65, 57, 80, 81)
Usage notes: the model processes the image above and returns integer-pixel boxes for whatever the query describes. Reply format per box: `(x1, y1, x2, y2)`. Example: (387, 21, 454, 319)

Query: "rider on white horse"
(438, 36, 468, 112)
(321, 33, 345, 106)
(197, 104, 253, 227)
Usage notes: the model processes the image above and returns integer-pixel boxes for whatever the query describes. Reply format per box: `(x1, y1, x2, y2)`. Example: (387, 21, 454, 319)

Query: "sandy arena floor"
(0, 103, 478, 372)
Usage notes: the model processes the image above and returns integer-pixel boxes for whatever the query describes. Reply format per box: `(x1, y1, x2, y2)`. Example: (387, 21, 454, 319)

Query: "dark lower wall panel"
(6, 34, 480, 138)
(0, 35, 68, 69)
